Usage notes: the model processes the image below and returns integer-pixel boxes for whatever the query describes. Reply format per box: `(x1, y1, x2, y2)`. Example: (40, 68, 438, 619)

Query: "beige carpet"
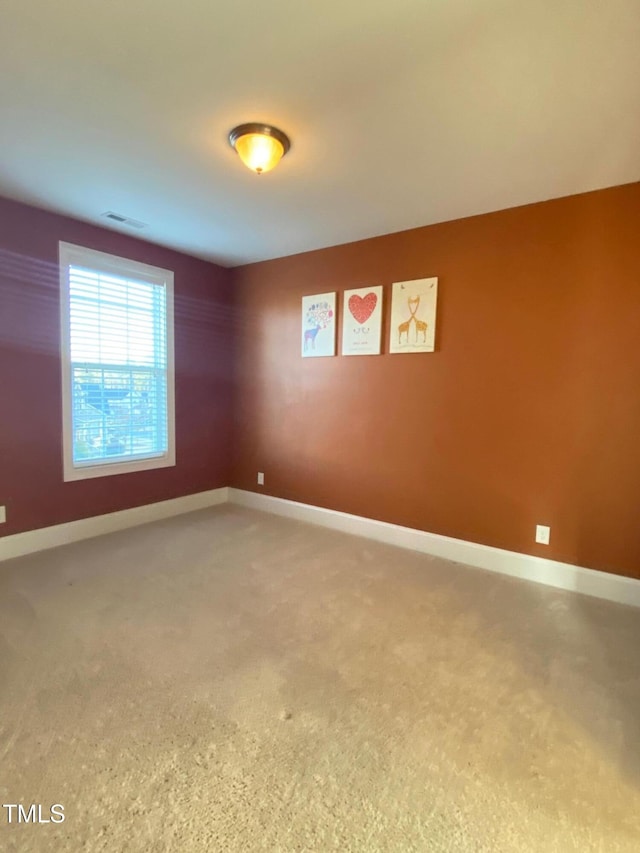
(1, 505, 640, 852)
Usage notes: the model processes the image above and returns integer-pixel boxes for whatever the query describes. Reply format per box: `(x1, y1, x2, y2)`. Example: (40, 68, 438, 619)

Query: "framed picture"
(301, 292, 336, 357)
(342, 285, 383, 356)
(389, 277, 438, 353)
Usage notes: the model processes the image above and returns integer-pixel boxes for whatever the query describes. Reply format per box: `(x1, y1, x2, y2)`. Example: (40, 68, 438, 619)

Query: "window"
(59, 242, 175, 481)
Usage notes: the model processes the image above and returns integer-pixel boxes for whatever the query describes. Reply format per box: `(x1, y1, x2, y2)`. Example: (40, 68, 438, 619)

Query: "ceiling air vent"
(101, 211, 147, 229)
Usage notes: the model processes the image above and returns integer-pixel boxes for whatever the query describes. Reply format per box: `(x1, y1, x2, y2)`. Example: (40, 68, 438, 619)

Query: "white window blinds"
(60, 243, 175, 481)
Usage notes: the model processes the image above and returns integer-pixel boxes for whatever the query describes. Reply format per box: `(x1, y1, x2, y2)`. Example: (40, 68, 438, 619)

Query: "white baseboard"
(0, 487, 229, 562)
(3, 486, 637, 609)
(229, 489, 640, 608)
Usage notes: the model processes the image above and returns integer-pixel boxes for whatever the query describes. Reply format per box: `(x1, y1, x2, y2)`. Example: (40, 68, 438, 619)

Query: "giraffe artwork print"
(389, 277, 438, 353)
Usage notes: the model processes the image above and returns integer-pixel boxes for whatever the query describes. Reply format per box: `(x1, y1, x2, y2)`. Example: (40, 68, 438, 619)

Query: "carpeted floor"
(1, 504, 640, 852)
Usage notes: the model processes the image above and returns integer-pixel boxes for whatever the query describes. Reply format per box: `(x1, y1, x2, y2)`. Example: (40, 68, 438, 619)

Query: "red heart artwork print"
(348, 292, 377, 325)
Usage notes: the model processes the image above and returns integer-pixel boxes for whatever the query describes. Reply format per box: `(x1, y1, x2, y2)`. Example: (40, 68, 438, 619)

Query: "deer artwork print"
(304, 326, 322, 350)
(389, 278, 438, 353)
(301, 293, 336, 357)
(303, 326, 321, 351)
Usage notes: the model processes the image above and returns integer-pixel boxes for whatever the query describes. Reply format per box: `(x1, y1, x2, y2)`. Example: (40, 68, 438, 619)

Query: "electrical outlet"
(0, 506, 6, 524)
(257, 472, 265, 486)
(535, 524, 550, 545)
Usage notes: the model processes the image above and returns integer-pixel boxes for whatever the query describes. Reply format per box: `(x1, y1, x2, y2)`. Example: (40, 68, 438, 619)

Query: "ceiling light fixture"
(228, 123, 291, 175)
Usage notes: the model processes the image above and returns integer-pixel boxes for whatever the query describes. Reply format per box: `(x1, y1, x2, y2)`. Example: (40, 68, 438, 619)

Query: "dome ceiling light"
(228, 123, 291, 175)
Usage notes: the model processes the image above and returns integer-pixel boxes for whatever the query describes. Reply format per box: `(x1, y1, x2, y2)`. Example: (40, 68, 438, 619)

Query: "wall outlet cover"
(257, 472, 265, 486)
(535, 524, 550, 545)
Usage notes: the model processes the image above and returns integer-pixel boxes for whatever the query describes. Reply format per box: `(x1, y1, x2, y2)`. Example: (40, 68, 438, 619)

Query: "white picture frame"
(301, 292, 336, 357)
(389, 278, 438, 353)
(341, 285, 383, 356)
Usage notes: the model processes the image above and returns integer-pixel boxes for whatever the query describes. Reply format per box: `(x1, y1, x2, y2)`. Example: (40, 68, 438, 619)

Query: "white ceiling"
(1, 0, 639, 267)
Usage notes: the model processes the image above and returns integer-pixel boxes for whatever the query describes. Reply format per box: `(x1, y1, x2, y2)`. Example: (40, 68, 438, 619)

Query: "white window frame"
(59, 241, 176, 482)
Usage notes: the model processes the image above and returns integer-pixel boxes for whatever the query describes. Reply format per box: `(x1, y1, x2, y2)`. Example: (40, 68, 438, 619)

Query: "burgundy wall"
(232, 183, 640, 580)
(0, 196, 234, 537)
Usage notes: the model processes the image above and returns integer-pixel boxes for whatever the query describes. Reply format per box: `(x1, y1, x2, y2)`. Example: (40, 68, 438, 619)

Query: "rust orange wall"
(232, 182, 640, 579)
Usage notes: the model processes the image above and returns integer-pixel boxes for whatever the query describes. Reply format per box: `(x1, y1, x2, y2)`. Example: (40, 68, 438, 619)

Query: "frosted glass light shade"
(235, 133, 283, 173)
(229, 124, 291, 174)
